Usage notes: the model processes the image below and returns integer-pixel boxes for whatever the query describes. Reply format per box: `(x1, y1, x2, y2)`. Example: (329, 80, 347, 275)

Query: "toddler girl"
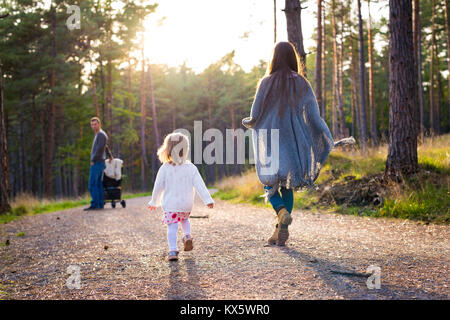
(148, 132, 214, 261)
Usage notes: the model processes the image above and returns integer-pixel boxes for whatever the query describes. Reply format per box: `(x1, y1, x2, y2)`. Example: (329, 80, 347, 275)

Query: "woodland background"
(0, 0, 448, 202)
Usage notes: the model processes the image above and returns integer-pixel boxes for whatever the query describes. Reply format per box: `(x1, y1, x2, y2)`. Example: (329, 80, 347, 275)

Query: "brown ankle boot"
(276, 208, 292, 246)
(277, 207, 293, 226)
(267, 223, 280, 245)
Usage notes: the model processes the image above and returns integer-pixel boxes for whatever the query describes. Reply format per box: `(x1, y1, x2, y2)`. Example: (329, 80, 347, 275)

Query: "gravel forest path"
(1, 193, 449, 300)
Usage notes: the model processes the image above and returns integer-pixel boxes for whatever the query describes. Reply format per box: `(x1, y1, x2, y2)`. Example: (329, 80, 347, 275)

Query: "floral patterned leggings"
(167, 219, 191, 252)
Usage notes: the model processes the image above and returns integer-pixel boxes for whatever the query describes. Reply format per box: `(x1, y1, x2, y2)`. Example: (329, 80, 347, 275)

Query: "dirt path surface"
(1, 193, 449, 300)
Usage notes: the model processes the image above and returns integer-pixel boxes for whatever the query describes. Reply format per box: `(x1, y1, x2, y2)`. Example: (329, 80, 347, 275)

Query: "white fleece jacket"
(148, 160, 214, 212)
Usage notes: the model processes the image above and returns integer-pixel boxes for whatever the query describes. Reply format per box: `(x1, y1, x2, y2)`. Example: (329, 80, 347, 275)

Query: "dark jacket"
(90, 129, 108, 162)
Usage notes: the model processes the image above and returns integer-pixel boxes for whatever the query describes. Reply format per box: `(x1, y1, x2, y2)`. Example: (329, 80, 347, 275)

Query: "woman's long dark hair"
(257, 42, 304, 120)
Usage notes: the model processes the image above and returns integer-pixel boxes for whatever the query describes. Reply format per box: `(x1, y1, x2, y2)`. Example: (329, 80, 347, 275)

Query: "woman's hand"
(148, 205, 157, 212)
(207, 203, 214, 209)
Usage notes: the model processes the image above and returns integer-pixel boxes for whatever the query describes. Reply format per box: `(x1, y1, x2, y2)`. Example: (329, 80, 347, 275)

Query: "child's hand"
(207, 203, 214, 209)
(148, 205, 157, 212)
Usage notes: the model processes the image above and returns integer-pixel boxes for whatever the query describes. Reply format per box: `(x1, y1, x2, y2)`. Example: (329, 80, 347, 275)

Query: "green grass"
(315, 152, 386, 184)
(0, 198, 90, 224)
(293, 189, 320, 210)
(122, 191, 151, 199)
(418, 147, 450, 175)
(0, 192, 153, 224)
(213, 189, 240, 201)
(378, 179, 450, 223)
(31, 199, 91, 214)
(335, 184, 450, 224)
(213, 188, 266, 207)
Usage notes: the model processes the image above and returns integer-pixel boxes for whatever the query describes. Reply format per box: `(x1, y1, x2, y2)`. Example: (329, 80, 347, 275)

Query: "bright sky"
(143, 0, 389, 74)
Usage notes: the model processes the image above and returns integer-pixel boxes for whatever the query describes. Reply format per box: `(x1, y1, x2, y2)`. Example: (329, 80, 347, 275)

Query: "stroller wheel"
(111, 201, 116, 208)
(121, 200, 126, 208)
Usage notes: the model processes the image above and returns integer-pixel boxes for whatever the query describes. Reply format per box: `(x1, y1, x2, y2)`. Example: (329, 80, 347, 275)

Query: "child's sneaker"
(168, 251, 179, 261)
(183, 235, 193, 251)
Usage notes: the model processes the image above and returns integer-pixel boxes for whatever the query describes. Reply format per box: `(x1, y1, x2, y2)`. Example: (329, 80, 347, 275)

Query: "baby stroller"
(103, 158, 126, 208)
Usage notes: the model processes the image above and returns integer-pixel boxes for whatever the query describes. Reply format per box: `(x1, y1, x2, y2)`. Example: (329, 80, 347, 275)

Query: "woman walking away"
(148, 132, 214, 261)
(242, 42, 354, 246)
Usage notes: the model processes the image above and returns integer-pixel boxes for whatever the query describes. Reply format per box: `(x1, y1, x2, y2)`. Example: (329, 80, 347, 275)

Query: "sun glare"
(139, 0, 388, 74)
(141, 0, 289, 73)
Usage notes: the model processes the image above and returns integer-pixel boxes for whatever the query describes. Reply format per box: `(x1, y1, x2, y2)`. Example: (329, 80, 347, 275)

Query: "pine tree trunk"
(151, 150, 156, 187)
(357, 0, 368, 152)
(31, 94, 38, 195)
(331, 0, 340, 139)
(140, 54, 148, 191)
(92, 74, 100, 117)
(430, 0, 436, 135)
(0, 63, 11, 214)
(148, 61, 161, 187)
(56, 101, 64, 197)
(44, 7, 57, 198)
(321, 3, 327, 121)
(127, 59, 135, 190)
(315, 0, 323, 118)
(338, 1, 345, 138)
(284, 0, 307, 75)
(99, 54, 106, 119)
(444, 0, 450, 131)
(19, 92, 26, 193)
(148, 63, 160, 148)
(73, 123, 82, 198)
(206, 80, 215, 185)
(40, 107, 46, 198)
(385, 0, 419, 178)
(351, 36, 361, 141)
(367, 0, 378, 146)
(350, 37, 357, 138)
(351, 82, 356, 138)
(435, 47, 441, 134)
(106, 56, 113, 142)
(413, 0, 425, 142)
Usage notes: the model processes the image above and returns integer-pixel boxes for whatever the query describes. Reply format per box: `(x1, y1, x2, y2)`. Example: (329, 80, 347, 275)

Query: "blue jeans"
(264, 185, 294, 214)
(89, 161, 106, 208)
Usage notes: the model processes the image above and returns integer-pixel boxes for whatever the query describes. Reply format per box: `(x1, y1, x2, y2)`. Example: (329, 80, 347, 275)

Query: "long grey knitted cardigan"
(242, 72, 354, 202)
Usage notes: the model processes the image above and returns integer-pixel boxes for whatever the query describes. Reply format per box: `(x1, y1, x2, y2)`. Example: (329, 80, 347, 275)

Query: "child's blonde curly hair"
(157, 132, 190, 165)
